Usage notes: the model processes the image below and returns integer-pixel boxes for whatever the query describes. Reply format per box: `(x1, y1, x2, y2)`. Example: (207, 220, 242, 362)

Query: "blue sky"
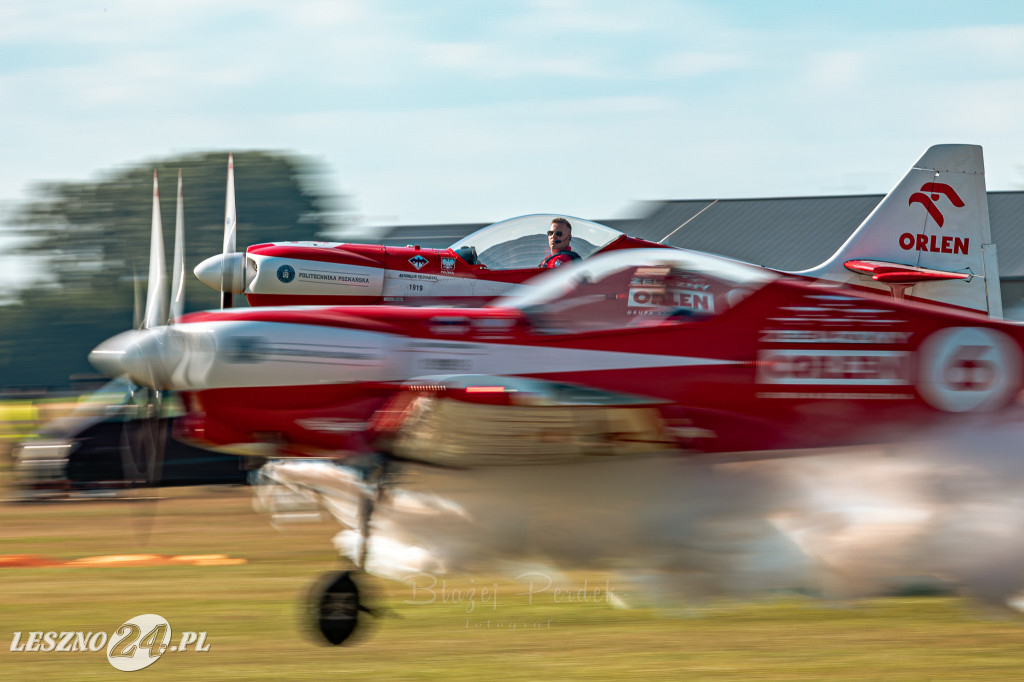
(2, 0, 1023, 282)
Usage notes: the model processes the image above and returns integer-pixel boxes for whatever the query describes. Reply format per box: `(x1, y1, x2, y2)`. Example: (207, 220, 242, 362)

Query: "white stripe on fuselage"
(165, 320, 739, 390)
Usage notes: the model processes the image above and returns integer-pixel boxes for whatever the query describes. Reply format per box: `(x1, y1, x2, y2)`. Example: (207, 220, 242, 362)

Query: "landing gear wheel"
(309, 571, 362, 645)
(305, 457, 389, 646)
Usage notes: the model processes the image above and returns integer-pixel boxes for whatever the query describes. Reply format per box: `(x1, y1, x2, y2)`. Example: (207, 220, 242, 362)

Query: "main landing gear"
(308, 456, 389, 646)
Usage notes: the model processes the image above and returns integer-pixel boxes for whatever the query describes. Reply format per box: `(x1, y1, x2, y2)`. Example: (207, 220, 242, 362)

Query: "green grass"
(2, 487, 1024, 680)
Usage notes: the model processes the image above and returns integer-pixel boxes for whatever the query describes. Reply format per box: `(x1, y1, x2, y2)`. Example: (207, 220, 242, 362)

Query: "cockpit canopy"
(449, 214, 623, 270)
(498, 248, 777, 334)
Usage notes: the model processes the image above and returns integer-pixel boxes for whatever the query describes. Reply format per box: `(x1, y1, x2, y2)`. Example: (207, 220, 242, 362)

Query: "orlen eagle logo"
(900, 182, 969, 255)
(908, 182, 964, 228)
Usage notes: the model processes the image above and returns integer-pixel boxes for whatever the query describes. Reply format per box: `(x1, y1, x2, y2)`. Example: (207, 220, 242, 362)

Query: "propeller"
(143, 170, 168, 329)
(193, 154, 248, 302)
(132, 265, 144, 332)
(89, 169, 187, 538)
(170, 170, 186, 324)
(221, 153, 237, 309)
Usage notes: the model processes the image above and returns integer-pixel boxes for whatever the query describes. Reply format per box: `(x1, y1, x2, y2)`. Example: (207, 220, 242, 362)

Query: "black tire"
(309, 571, 362, 645)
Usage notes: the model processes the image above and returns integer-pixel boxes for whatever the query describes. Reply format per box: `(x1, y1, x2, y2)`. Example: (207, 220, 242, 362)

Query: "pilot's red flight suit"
(540, 249, 582, 268)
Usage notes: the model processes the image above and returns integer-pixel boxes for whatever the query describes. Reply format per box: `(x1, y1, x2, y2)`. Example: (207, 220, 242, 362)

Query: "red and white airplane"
(89, 143, 1016, 643)
(192, 145, 998, 314)
(193, 166, 667, 307)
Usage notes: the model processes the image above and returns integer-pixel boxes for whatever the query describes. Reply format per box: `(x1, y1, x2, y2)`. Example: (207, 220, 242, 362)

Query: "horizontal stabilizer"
(843, 259, 971, 285)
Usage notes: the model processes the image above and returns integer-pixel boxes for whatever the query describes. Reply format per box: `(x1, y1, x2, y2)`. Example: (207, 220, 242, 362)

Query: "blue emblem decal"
(409, 255, 429, 270)
(441, 257, 456, 271)
(277, 264, 296, 283)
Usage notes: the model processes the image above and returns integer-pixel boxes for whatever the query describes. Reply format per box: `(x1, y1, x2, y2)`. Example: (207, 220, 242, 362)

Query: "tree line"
(0, 151, 342, 390)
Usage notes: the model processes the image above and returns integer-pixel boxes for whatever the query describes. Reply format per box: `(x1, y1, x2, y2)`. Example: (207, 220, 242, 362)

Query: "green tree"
(0, 150, 343, 389)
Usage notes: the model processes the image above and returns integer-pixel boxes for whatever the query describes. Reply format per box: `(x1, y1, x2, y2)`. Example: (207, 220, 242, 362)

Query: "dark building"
(358, 192, 1024, 316)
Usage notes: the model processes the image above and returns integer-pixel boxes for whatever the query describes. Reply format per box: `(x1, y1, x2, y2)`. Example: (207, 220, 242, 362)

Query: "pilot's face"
(548, 222, 571, 251)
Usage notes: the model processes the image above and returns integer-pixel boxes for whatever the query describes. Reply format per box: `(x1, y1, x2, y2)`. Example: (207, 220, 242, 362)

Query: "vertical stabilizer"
(800, 145, 999, 316)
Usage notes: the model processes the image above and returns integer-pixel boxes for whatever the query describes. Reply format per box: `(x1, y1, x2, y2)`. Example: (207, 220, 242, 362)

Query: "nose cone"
(195, 252, 246, 293)
(89, 328, 176, 389)
(89, 329, 138, 379)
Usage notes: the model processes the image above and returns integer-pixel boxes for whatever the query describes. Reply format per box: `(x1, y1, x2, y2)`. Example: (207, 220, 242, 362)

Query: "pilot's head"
(548, 217, 572, 253)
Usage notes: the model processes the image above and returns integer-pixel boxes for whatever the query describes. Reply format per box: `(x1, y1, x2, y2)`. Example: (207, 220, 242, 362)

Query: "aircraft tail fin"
(799, 144, 1000, 316)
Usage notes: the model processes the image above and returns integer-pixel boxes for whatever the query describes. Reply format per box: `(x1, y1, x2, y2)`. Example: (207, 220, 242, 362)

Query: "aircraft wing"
(370, 375, 681, 467)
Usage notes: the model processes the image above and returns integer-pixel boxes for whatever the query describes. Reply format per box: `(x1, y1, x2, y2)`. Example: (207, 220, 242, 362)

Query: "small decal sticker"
(441, 257, 456, 271)
(409, 255, 429, 270)
(277, 264, 295, 283)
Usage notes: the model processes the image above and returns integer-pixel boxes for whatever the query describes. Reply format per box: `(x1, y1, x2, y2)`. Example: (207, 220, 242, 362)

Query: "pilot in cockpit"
(540, 217, 583, 268)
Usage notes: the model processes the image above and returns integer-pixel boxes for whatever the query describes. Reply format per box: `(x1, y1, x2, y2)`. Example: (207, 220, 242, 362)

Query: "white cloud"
(513, 0, 659, 34)
(0, 0, 218, 46)
(802, 50, 873, 91)
(932, 24, 1024, 64)
(654, 51, 751, 78)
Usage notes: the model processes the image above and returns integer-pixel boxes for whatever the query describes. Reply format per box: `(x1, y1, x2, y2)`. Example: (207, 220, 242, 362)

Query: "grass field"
(3, 485, 1024, 680)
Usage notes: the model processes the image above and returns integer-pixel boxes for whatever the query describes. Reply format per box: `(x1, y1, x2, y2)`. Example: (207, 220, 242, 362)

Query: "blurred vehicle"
(145, 241, 1023, 461)
(11, 378, 251, 499)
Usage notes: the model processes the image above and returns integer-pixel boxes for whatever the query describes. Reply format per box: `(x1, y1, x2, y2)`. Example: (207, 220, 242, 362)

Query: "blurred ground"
(3, 485, 1024, 680)
(5, 398, 1024, 678)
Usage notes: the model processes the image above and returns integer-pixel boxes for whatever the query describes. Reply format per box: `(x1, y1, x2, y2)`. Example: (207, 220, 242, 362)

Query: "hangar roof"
(365, 192, 1024, 276)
